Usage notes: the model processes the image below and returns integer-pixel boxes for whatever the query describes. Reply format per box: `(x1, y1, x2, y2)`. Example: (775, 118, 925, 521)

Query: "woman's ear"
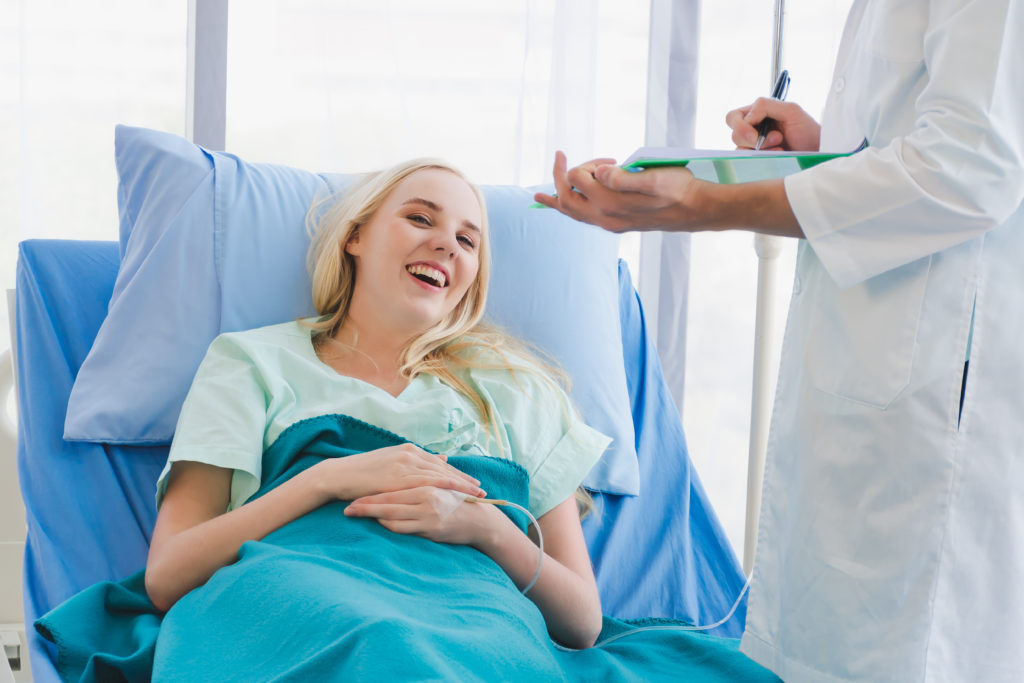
(344, 227, 361, 256)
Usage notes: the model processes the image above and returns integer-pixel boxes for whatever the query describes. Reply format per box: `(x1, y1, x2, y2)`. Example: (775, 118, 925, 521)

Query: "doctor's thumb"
(594, 164, 637, 191)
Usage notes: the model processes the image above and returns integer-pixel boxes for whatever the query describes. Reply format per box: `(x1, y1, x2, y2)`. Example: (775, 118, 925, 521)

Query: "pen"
(754, 69, 790, 151)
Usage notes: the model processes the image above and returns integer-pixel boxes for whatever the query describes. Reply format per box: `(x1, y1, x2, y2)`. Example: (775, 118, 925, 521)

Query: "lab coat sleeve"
(785, 0, 1024, 289)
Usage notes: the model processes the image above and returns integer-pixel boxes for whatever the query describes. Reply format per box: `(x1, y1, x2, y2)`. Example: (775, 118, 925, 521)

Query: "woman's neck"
(315, 318, 415, 396)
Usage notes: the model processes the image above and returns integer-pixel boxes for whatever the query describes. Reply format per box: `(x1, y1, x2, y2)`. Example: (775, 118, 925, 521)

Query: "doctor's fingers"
(537, 184, 642, 233)
(594, 165, 698, 217)
(726, 99, 795, 148)
(571, 156, 619, 176)
(534, 155, 641, 231)
(725, 104, 759, 148)
(545, 152, 618, 207)
(565, 164, 667, 231)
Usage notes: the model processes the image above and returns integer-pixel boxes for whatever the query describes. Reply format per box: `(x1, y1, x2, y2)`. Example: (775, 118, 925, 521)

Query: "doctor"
(536, 0, 1024, 681)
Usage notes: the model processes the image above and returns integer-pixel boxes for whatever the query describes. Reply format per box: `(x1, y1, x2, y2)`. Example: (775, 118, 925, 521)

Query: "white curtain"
(640, 0, 701, 414)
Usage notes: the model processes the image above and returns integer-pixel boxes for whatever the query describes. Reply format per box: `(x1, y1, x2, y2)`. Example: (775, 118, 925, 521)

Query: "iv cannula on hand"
(754, 69, 790, 151)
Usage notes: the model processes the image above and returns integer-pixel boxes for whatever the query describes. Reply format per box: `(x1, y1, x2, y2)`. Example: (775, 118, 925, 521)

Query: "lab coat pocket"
(805, 256, 931, 409)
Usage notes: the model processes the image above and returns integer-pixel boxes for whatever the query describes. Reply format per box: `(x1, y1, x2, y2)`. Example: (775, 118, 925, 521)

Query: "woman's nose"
(431, 230, 457, 256)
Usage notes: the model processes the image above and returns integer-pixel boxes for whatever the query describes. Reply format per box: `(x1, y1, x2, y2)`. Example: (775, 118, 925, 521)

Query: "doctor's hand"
(315, 443, 486, 503)
(534, 151, 707, 233)
(726, 98, 821, 151)
(344, 486, 505, 548)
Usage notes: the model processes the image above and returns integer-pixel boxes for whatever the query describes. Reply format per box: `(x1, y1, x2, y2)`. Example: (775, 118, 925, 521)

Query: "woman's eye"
(408, 214, 431, 226)
(458, 235, 476, 248)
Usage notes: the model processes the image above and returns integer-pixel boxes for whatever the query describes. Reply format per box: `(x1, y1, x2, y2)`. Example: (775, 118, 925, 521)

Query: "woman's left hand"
(344, 486, 504, 547)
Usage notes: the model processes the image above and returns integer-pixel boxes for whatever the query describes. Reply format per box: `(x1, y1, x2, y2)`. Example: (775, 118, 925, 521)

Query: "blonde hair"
(306, 158, 593, 516)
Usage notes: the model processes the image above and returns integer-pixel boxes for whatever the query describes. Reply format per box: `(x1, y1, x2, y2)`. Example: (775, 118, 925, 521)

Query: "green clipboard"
(621, 147, 853, 183)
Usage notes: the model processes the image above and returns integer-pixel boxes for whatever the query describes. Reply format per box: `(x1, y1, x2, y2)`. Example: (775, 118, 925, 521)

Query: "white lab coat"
(740, 0, 1024, 681)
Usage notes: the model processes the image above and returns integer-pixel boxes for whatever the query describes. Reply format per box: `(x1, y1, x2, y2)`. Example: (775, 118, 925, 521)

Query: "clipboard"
(620, 147, 855, 183)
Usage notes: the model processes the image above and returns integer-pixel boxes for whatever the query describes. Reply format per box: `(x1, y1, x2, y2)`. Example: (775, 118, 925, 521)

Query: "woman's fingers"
(346, 487, 492, 546)
(411, 470, 485, 497)
(346, 487, 455, 522)
(398, 444, 482, 492)
(423, 459, 485, 496)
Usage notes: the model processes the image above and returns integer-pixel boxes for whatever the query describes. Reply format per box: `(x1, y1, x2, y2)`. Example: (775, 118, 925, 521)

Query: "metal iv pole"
(743, 0, 786, 576)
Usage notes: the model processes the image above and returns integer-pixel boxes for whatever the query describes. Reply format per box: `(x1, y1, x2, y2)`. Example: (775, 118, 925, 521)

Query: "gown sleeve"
(154, 332, 269, 511)
(468, 360, 612, 518)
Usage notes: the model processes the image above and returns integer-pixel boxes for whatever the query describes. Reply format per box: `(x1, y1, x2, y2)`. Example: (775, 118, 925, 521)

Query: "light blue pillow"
(64, 125, 638, 496)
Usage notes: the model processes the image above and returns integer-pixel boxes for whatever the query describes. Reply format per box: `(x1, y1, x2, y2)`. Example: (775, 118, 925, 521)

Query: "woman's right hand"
(726, 98, 821, 152)
(317, 443, 486, 502)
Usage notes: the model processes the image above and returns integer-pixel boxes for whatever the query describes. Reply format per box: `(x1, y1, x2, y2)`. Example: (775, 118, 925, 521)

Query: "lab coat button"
(793, 277, 802, 295)
(834, 77, 845, 93)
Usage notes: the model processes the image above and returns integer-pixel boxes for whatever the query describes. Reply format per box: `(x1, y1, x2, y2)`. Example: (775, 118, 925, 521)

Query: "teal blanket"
(37, 414, 777, 682)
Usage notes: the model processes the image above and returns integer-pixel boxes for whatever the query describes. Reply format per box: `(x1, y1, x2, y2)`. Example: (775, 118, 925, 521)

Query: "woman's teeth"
(407, 264, 447, 287)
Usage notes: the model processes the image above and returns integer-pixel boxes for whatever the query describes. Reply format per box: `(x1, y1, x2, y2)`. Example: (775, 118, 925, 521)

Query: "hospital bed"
(10, 126, 749, 683)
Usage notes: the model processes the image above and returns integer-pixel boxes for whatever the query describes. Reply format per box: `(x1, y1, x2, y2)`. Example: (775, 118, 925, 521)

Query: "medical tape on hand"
(441, 493, 543, 595)
(433, 488, 470, 520)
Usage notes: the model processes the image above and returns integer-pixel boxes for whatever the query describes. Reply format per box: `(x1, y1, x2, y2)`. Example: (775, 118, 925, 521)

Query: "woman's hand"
(344, 486, 502, 547)
(316, 443, 486, 502)
(350, 490, 603, 648)
(725, 98, 821, 151)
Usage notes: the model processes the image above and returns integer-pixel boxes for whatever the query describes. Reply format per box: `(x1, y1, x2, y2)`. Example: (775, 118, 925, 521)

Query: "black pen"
(754, 69, 790, 151)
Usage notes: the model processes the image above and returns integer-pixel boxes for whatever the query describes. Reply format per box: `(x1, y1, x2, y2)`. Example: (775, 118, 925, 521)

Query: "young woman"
(144, 158, 606, 652)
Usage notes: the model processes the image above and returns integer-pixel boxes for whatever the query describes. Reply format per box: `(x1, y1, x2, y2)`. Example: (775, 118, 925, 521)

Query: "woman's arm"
(145, 460, 332, 612)
(345, 490, 603, 649)
(146, 445, 485, 612)
(478, 497, 603, 649)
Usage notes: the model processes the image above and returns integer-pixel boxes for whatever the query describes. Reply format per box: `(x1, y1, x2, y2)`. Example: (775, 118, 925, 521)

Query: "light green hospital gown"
(156, 320, 611, 518)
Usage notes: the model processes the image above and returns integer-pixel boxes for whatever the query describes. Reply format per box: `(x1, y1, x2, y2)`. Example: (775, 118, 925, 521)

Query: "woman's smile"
(405, 261, 450, 290)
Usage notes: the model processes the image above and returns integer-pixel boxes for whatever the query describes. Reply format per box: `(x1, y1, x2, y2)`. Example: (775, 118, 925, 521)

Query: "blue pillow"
(64, 125, 638, 496)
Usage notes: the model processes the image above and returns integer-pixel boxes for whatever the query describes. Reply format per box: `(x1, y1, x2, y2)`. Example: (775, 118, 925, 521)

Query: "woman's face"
(345, 168, 483, 335)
